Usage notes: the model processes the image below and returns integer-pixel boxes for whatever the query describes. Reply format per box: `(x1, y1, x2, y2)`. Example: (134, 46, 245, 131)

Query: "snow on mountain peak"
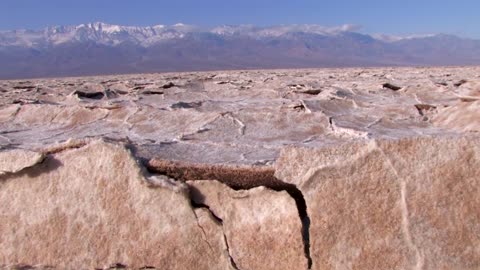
(372, 33, 437, 42)
(0, 22, 447, 48)
(210, 23, 362, 38)
(98, 24, 122, 33)
(210, 25, 256, 35)
(75, 22, 125, 33)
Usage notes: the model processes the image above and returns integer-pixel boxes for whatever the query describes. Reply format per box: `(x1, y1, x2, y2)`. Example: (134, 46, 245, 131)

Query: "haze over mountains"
(1, 22, 480, 79)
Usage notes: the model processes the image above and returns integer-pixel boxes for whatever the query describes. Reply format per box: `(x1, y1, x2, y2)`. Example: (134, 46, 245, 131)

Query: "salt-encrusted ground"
(1, 67, 478, 164)
(0, 67, 479, 269)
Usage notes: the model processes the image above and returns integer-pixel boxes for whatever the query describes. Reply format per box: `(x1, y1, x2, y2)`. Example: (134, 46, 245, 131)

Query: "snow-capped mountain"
(0, 22, 201, 47)
(372, 33, 437, 43)
(1, 22, 480, 79)
(0, 22, 416, 48)
(210, 24, 361, 38)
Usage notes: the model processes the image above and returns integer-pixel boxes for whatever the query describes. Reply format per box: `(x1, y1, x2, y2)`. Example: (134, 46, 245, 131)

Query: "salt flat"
(0, 67, 479, 269)
(1, 67, 479, 164)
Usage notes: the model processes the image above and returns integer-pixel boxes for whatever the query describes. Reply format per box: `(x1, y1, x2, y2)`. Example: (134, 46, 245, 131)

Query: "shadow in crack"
(0, 156, 63, 182)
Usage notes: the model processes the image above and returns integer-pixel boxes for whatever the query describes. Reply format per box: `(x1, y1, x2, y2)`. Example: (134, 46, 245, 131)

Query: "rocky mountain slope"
(1, 23, 480, 79)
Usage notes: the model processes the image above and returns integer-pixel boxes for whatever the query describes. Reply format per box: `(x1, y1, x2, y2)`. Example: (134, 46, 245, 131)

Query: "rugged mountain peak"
(0, 23, 479, 79)
(0, 22, 449, 48)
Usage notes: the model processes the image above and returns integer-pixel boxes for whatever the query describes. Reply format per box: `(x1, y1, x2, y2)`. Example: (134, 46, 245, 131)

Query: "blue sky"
(1, 0, 479, 38)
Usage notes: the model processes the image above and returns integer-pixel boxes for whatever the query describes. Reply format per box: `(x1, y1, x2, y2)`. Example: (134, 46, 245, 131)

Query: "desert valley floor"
(0, 67, 480, 269)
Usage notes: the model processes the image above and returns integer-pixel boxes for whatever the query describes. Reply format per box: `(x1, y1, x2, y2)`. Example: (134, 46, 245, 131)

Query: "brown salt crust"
(147, 158, 283, 190)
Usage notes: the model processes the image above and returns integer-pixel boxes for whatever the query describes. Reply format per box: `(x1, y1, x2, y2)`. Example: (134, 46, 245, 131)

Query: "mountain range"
(1, 22, 480, 79)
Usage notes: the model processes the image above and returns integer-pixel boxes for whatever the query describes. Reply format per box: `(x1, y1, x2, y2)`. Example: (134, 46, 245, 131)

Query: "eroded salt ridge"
(1, 136, 479, 269)
(0, 139, 306, 269)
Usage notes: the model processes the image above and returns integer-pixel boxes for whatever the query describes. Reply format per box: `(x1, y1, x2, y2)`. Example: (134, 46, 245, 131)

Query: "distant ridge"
(1, 22, 480, 79)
